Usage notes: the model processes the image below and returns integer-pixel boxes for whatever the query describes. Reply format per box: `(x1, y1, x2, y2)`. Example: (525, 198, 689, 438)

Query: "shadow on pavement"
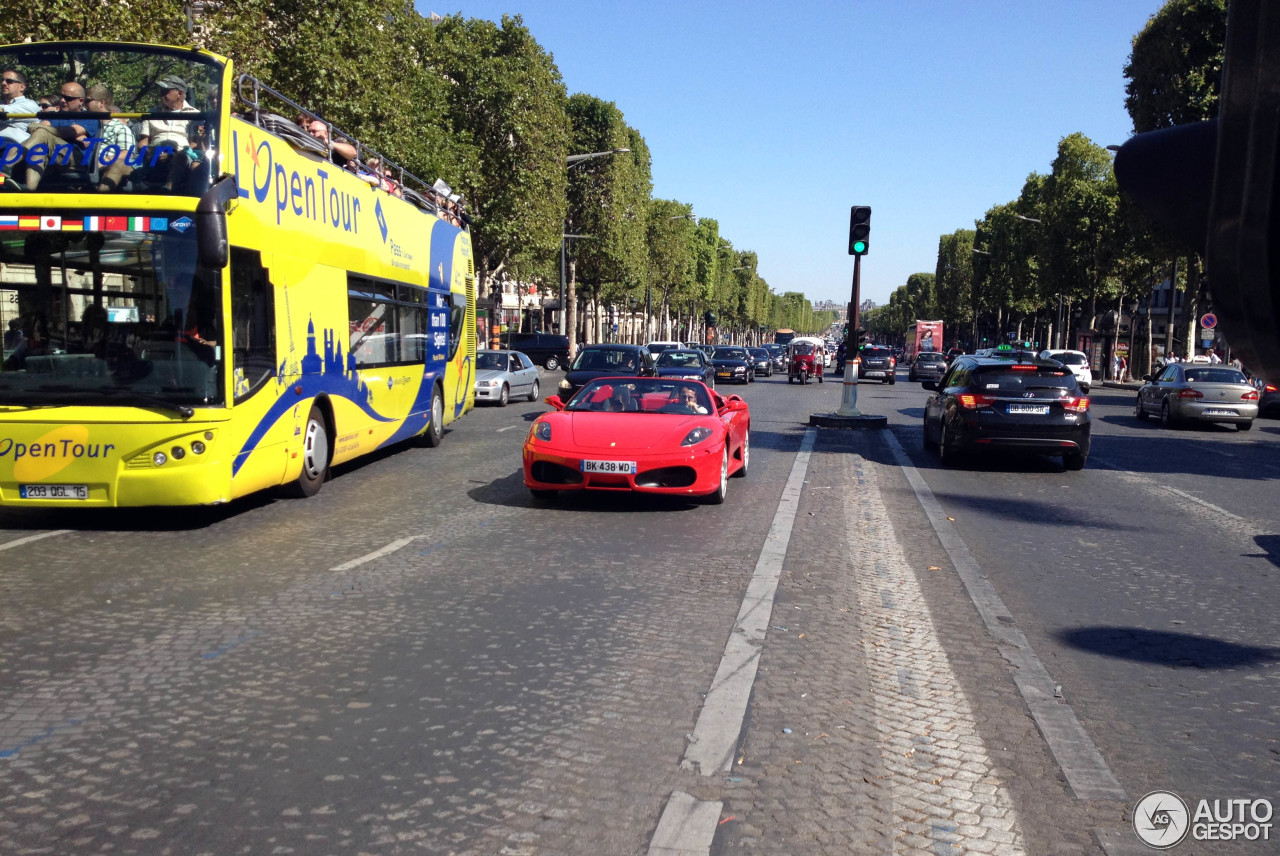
(467, 470, 704, 513)
(1056, 626, 1280, 669)
(1250, 535, 1280, 569)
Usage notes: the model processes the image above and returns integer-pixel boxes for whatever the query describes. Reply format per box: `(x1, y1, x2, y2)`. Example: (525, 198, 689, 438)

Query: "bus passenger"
(304, 119, 357, 168)
(85, 85, 134, 170)
(21, 81, 99, 191)
(98, 76, 197, 193)
(0, 69, 40, 145)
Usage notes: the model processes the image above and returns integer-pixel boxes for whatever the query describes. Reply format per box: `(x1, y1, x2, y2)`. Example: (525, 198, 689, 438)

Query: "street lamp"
(560, 148, 631, 338)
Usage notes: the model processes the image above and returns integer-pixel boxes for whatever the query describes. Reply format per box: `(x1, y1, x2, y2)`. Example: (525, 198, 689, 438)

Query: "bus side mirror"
(196, 175, 239, 269)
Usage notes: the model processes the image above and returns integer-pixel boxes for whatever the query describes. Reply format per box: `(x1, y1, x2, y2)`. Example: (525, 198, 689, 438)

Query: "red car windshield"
(565, 378, 712, 414)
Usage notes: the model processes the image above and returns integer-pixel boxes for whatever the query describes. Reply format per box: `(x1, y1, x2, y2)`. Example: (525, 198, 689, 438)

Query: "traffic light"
(703, 310, 716, 327)
(848, 205, 871, 255)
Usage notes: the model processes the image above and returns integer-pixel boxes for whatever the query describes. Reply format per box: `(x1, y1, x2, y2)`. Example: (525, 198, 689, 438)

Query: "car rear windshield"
(971, 367, 1075, 392)
(1053, 353, 1087, 366)
(1184, 368, 1247, 383)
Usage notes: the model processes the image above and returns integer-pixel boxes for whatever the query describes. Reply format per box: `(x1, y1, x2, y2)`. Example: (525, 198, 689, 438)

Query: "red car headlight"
(681, 426, 714, 446)
(533, 421, 552, 442)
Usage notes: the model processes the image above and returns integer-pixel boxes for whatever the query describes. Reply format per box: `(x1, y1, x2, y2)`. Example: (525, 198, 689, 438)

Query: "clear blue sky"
(425, 0, 1157, 309)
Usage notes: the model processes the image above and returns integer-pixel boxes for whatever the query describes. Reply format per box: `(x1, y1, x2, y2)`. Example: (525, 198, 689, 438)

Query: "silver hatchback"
(1136, 364, 1260, 430)
(475, 350, 541, 406)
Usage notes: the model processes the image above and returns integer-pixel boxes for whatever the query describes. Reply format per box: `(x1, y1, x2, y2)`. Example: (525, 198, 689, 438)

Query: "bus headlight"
(153, 451, 168, 466)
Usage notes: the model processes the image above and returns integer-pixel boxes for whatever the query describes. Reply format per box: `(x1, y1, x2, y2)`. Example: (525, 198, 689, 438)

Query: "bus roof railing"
(236, 74, 468, 229)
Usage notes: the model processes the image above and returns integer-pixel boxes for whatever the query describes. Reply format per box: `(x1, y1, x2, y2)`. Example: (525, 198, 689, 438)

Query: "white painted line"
(0, 530, 71, 552)
(329, 536, 420, 571)
(647, 791, 723, 856)
(680, 428, 816, 776)
(496, 425, 519, 432)
(1091, 456, 1258, 535)
(884, 431, 1127, 802)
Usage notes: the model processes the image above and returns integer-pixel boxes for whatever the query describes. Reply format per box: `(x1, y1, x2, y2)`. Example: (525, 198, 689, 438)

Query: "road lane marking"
(496, 425, 519, 432)
(1090, 455, 1263, 539)
(328, 536, 421, 571)
(648, 428, 815, 856)
(884, 430, 1127, 802)
(680, 427, 816, 775)
(0, 530, 71, 552)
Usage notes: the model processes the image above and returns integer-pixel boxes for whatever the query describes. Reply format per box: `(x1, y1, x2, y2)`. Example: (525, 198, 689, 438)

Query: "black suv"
(858, 345, 896, 384)
(922, 355, 1091, 470)
(556, 344, 656, 402)
(503, 333, 570, 371)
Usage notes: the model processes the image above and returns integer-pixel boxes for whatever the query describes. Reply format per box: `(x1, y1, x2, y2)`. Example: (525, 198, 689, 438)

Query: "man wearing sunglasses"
(99, 75, 198, 193)
(21, 81, 99, 191)
(0, 69, 39, 145)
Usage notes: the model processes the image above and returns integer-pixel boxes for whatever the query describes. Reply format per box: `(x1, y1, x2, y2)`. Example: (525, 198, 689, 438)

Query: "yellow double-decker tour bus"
(0, 41, 475, 505)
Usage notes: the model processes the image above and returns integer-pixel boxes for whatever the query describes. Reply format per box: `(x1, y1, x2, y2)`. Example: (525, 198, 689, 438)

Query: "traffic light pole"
(836, 254, 862, 417)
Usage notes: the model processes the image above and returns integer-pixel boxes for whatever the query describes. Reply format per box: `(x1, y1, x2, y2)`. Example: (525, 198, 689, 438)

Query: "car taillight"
(889, 358, 896, 366)
(1266, 384, 1278, 393)
(1178, 388, 1204, 399)
(1061, 396, 1090, 412)
(957, 393, 996, 408)
(1242, 390, 1260, 401)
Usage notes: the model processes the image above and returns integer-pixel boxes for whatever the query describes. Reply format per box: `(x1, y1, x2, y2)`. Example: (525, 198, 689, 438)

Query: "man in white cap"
(99, 75, 198, 192)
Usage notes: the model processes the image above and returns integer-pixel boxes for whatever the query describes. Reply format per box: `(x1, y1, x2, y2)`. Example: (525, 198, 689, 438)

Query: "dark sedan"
(748, 347, 774, 377)
(654, 348, 716, 388)
(908, 351, 948, 382)
(711, 346, 754, 384)
(764, 343, 786, 372)
(557, 344, 655, 403)
(923, 355, 1091, 470)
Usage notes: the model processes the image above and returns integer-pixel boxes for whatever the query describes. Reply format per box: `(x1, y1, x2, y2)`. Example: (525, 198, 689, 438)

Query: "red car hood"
(559, 412, 709, 451)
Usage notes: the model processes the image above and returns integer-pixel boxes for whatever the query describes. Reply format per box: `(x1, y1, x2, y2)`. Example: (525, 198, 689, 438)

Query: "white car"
(1038, 349, 1092, 392)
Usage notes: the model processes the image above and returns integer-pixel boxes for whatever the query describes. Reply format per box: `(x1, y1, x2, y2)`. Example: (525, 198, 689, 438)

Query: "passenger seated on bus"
(20, 82, 99, 191)
(85, 85, 134, 171)
(303, 118, 357, 168)
(98, 76, 198, 193)
(4, 315, 51, 369)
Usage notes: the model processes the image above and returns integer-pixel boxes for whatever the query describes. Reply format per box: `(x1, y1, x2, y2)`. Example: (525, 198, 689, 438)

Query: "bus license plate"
(20, 484, 88, 500)
(582, 460, 636, 474)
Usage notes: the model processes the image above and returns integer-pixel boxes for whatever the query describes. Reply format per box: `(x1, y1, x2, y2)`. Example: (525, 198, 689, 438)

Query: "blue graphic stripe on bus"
(378, 366, 444, 448)
(429, 218, 457, 291)
(232, 322, 395, 477)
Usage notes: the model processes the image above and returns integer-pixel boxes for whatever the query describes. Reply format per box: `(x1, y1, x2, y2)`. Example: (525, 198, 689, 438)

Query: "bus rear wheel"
(417, 386, 445, 447)
(287, 404, 330, 497)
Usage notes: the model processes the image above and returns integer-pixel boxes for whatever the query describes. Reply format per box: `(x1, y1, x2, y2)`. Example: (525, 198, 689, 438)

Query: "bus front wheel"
(288, 404, 330, 497)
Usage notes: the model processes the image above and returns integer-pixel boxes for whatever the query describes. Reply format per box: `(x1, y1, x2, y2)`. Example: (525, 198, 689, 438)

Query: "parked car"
(474, 349, 541, 406)
(908, 351, 948, 383)
(922, 354, 1091, 470)
(858, 345, 896, 384)
(1038, 349, 1092, 393)
(654, 348, 716, 388)
(525, 377, 750, 504)
(711, 345, 755, 384)
(748, 347, 774, 377)
(557, 343, 655, 403)
(1135, 363, 1259, 430)
(502, 333, 570, 371)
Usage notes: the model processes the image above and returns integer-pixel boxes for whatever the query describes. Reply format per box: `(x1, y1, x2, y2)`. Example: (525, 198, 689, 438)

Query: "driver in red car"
(677, 386, 709, 414)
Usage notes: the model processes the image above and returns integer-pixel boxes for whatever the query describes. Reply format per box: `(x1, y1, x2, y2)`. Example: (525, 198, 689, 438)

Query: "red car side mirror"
(544, 395, 566, 411)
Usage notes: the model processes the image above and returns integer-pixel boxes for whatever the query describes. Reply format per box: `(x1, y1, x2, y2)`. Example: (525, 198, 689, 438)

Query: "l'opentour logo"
(1134, 790, 1273, 848)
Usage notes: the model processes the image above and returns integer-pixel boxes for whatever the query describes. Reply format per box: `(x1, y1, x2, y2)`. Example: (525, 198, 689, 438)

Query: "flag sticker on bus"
(0, 214, 169, 232)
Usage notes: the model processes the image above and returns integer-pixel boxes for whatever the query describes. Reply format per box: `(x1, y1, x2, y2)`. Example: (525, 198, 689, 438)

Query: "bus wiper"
(100, 388, 195, 418)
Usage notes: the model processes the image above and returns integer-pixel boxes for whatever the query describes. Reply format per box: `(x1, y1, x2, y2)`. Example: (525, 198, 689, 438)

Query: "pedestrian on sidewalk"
(1119, 355, 1127, 382)
(1111, 353, 1121, 381)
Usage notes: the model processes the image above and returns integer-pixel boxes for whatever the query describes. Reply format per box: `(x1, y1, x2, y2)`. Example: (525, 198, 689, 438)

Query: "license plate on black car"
(1007, 404, 1049, 415)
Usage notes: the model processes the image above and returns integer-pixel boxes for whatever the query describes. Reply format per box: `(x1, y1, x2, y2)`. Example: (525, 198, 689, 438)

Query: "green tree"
(1123, 0, 1227, 132)
(645, 199, 696, 340)
(934, 230, 975, 344)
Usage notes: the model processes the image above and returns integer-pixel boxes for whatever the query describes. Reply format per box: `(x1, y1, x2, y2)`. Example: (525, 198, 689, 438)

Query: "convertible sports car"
(523, 377, 750, 504)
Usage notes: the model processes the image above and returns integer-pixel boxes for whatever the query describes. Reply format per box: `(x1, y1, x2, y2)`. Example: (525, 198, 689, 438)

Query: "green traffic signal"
(851, 240, 867, 254)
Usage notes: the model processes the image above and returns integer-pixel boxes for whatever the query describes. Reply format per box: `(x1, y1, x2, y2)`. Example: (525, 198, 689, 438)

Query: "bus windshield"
(0, 224, 224, 410)
(0, 42, 223, 197)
